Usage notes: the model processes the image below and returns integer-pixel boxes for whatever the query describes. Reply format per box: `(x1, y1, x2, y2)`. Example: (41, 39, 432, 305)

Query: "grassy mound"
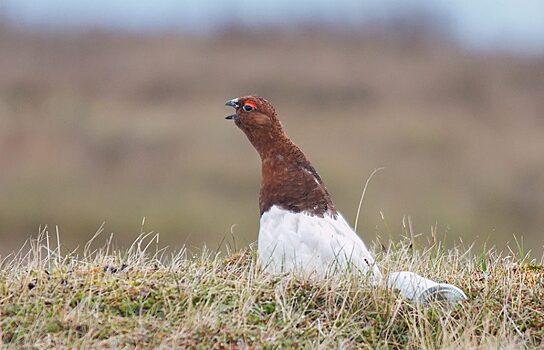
(0, 231, 542, 349)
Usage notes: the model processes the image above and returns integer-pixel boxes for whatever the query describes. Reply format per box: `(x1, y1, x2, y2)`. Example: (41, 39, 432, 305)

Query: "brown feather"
(229, 96, 337, 217)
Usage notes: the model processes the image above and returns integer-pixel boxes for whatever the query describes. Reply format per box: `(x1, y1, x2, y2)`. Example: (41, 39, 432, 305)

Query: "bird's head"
(225, 95, 280, 131)
(225, 95, 288, 157)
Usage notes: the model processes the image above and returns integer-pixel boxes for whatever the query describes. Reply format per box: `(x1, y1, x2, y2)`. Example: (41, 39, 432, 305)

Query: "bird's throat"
(258, 143, 336, 217)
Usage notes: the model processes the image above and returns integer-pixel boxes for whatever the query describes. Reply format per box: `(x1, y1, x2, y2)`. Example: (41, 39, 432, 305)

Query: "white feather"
(258, 205, 382, 283)
(258, 205, 467, 303)
(387, 272, 468, 303)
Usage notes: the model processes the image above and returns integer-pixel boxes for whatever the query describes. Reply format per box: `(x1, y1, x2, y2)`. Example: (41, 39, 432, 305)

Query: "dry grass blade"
(0, 228, 542, 349)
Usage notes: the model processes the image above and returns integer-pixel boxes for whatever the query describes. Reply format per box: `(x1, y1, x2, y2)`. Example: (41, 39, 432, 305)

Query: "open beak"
(225, 99, 240, 108)
(225, 98, 240, 120)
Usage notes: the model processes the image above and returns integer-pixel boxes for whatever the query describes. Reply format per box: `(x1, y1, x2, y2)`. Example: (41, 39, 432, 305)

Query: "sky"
(2, 0, 544, 54)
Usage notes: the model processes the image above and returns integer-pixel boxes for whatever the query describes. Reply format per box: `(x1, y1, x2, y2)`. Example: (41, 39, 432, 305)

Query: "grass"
(0, 228, 542, 349)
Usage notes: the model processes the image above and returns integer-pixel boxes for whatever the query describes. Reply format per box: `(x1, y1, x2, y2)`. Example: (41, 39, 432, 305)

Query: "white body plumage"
(258, 205, 382, 283)
(258, 205, 467, 303)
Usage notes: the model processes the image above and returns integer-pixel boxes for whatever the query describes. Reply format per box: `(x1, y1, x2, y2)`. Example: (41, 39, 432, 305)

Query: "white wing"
(258, 205, 382, 283)
(258, 206, 467, 303)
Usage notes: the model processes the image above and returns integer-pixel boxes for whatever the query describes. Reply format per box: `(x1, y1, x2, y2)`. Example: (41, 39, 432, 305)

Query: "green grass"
(0, 230, 543, 349)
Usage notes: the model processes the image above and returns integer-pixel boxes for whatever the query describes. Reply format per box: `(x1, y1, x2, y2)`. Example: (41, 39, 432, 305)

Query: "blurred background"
(0, 1, 543, 257)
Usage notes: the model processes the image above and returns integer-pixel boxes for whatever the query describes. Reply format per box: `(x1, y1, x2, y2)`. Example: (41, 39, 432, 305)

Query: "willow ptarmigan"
(225, 95, 466, 303)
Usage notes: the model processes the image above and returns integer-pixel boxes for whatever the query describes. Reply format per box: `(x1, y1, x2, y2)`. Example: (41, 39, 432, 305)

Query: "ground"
(0, 232, 543, 349)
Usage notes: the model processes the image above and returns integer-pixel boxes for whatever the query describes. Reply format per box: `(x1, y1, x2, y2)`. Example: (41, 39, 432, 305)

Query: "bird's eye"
(243, 104, 254, 112)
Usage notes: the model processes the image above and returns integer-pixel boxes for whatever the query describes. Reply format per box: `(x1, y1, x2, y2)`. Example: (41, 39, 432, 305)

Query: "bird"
(225, 95, 467, 303)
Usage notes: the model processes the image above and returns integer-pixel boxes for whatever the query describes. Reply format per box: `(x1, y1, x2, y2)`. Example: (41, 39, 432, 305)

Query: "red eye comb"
(244, 100, 257, 108)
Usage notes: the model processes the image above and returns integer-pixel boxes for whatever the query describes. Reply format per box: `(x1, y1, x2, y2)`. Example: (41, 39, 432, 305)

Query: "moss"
(0, 237, 543, 348)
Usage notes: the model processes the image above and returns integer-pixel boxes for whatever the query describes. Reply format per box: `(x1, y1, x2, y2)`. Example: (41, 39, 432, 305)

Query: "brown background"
(0, 23, 543, 257)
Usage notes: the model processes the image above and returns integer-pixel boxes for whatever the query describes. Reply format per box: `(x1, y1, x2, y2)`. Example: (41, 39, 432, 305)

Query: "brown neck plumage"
(242, 120, 336, 217)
